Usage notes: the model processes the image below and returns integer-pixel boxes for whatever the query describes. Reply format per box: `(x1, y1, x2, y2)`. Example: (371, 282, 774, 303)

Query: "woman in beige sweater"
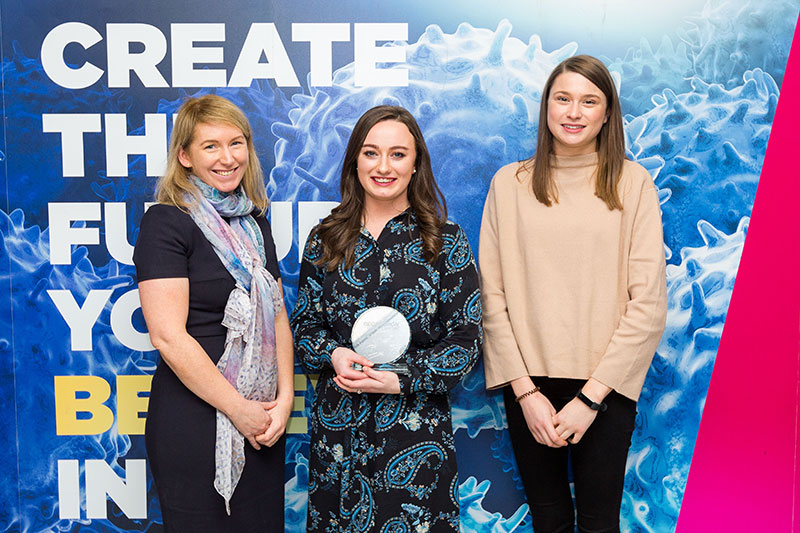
(480, 55, 667, 532)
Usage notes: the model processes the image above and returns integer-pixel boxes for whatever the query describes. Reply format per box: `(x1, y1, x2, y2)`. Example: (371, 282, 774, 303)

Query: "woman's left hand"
(255, 394, 293, 447)
(552, 398, 598, 445)
(334, 366, 401, 395)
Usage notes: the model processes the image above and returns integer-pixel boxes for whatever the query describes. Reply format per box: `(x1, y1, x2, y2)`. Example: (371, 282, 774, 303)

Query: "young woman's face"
(356, 120, 416, 210)
(178, 121, 248, 193)
(546, 71, 609, 156)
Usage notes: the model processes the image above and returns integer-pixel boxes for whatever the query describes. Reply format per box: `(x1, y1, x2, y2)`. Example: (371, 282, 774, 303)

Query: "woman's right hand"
(518, 391, 567, 448)
(228, 398, 273, 450)
(331, 347, 374, 379)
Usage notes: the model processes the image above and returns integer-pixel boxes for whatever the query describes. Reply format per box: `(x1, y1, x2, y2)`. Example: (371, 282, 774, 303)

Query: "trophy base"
(351, 362, 410, 376)
(374, 362, 410, 375)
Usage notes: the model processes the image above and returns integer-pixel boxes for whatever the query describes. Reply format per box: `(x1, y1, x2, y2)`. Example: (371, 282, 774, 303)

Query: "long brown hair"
(517, 55, 625, 210)
(156, 94, 267, 213)
(314, 105, 447, 269)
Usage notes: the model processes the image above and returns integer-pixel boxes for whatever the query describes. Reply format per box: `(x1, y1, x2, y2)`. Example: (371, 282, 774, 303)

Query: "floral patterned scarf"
(186, 176, 282, 514)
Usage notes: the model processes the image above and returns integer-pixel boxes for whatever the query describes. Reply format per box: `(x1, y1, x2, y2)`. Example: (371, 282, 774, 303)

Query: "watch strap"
(576, 390, 607, 412)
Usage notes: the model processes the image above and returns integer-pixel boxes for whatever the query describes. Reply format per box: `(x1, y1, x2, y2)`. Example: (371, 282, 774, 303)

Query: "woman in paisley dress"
(292, 105, 482, 532)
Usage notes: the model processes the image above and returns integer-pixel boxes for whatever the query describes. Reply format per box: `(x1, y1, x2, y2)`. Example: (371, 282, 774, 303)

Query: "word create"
(42, 22, 408, 89)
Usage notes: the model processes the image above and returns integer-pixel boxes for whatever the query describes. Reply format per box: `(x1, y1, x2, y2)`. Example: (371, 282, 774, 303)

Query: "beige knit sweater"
(479, 153, 667, 401)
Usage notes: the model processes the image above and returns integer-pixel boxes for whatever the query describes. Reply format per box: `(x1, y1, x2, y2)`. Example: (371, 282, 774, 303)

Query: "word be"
(54, 375, 152, 435)
(54, 374, 312, 435)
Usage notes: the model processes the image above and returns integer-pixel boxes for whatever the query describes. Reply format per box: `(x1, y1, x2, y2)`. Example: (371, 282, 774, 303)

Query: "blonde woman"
(134, 95, 293, 531)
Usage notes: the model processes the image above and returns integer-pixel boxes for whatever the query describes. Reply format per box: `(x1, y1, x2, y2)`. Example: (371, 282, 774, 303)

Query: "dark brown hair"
(517, 54, 625, 210)
(314, 105, 447, 269)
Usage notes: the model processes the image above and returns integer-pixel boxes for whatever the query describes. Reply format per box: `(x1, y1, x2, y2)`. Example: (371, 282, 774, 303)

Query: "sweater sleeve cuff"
(591, 365, 647, 402)
(483, 354, 530, 390)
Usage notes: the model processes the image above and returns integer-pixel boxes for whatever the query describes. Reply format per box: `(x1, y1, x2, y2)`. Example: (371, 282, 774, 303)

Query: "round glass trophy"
(350, 306, 411, 375)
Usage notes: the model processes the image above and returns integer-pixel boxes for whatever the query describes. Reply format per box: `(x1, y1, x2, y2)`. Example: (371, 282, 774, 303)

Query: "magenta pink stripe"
(675, 13, 800, 533)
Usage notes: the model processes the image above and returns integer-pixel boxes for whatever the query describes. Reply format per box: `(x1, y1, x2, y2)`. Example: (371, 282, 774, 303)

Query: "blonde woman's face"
(547, 71, 608, 156)
(178, 122, 248, 193)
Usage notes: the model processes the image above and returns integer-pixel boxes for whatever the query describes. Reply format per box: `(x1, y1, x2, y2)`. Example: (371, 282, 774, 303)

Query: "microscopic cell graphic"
(678, 0, 799, 89)
(626, 69, 775, 258)
(459, 476, 529, 533)
(623, 217, 748, 533)
(606, 36, 694, 116)
(0, 208, 160, 533)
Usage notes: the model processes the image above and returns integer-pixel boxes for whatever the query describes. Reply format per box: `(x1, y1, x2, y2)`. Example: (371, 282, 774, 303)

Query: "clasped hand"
(331, 347, 401, 395)
(520, 393, 598, 448)
(552, 397, 598, 445)
(230, 396, 292, 450)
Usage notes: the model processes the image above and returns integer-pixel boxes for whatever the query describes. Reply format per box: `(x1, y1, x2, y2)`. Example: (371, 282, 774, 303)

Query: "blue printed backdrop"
(1, 1, 797, 531)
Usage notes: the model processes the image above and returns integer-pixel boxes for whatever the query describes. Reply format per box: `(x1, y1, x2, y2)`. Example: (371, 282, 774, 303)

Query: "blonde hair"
(156, 94, 267, 213)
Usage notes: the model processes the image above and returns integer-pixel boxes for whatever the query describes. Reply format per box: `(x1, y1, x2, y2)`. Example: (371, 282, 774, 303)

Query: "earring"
(413, 168, 416, 174)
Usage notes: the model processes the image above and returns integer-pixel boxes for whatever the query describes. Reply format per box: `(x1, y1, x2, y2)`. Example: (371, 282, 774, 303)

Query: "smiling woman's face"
(547, 71, 609, 156)
(178, 121, 248, 193)
(356, 120, 416, 210)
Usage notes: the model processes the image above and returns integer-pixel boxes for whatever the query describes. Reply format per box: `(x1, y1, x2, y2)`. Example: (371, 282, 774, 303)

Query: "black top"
(133, 203, 285, 528)
(134, 203, 280, 341)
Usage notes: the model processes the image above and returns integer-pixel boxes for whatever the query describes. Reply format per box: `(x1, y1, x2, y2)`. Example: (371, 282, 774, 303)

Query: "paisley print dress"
(291, 210, 482, 533)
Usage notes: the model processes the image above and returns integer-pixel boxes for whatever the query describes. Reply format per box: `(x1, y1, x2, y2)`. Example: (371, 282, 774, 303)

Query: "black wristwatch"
(575, 390, 608, 412)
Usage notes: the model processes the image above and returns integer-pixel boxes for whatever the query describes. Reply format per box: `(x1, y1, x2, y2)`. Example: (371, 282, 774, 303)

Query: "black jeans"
(504, 377, 637, 533)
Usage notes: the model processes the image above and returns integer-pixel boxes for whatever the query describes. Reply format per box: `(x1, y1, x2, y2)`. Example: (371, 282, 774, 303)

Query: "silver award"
(351, 306, 411, 375)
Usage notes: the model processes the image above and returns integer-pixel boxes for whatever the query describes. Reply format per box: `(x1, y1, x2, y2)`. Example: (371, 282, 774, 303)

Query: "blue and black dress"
(291, 210, 482, 532)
